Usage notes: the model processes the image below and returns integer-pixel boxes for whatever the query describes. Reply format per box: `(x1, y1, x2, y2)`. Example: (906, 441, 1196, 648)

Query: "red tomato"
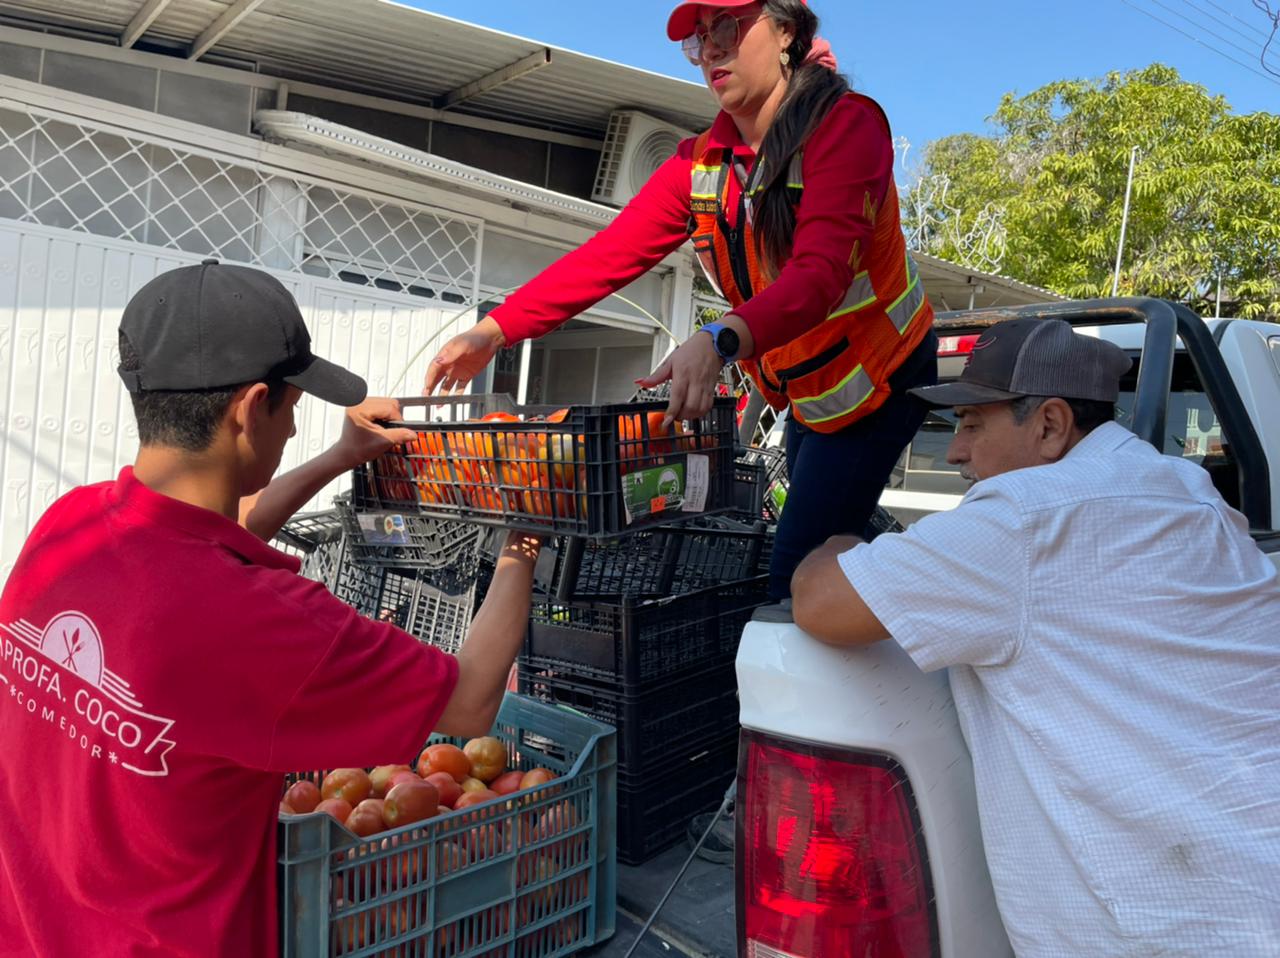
(314, 797, 352, 822)
(388, 769, 422, 790)
(284, 779, 321, 814)
(369, 764, 412, 800)
(417, 744, 472, 783)
(490, 770, 524, 796)
(382, 780, 439, 829)
(454, 789, 499, 809)
(345, 800, 385, 837)
(321, 768, 372, 806)
(424, 771, 463, 808)
(519, 768, 556, 791)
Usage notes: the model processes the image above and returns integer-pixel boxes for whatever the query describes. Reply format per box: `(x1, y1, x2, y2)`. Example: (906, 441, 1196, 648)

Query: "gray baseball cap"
(118, 259, 367, 406)
(909, 318, 1132, 408)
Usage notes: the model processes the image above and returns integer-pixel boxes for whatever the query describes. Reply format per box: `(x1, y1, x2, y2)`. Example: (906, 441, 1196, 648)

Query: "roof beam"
(188, 0, 268, 60)
(121, 0, 174, 49)
(440, 48, 552, 110)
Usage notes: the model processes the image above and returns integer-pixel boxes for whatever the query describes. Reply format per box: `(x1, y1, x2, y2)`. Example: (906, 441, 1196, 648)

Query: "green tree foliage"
(904, 65, 1280, 320)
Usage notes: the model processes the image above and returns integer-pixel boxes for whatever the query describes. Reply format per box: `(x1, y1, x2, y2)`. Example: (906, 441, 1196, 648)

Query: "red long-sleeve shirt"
(489, 94, 894, 358)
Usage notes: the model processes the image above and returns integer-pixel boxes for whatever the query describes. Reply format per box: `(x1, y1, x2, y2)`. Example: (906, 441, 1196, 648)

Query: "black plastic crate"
(524, 576, 769, 688)
(330, 551, 476, 654)
(351, 394, 736, 538)
(733, 458, 767, 520)
(516, 658, 739, 770)
(274, 508, 346, 554)
(541, 518, 767, 601)
(737, 444, 788, 521)
(333, 496, 480, 570)
(615, 736, 738, 865)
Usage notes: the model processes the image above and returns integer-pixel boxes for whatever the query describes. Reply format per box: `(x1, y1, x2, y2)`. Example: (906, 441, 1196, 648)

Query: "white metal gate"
(0, 88, 490, 581)
(0, 221, 468, 579)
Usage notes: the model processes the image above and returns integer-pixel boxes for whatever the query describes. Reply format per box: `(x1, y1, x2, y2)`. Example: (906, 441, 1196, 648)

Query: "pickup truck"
(733, 299, 1280, 957)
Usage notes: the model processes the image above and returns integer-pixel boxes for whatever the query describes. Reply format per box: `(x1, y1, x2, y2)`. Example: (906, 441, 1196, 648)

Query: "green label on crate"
(623, 462, 686, 523)
(621, 454, 710, 523)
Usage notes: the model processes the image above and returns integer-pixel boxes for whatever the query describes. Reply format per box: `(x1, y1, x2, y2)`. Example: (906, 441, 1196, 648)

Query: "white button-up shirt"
(840, 421, 1280, 957)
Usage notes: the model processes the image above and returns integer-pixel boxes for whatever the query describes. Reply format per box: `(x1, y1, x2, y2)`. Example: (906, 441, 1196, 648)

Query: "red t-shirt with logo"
(0, 468, 459, 957)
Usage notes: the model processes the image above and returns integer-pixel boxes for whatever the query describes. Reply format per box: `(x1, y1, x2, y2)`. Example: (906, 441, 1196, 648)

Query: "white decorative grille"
(0, 102, 481, 304)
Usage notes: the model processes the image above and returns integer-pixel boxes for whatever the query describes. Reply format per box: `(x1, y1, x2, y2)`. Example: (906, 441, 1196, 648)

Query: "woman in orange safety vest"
(427, 0, 938, 601)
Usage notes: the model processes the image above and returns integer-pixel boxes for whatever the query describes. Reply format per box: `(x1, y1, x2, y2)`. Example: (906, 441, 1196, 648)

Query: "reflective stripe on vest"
(886, 253, 927, 333)
(829, 254, 925, 326)
(691, 164, 720, 201)
(790, 362, 877, 425)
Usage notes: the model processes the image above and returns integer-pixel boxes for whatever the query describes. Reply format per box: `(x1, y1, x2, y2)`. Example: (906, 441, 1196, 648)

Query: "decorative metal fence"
(0, 99, 481, 305)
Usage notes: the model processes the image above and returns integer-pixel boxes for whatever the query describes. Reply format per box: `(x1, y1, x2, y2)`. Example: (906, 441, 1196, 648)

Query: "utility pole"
(1112, 146, 1139, 297)
(1215, 272, 1223, 319)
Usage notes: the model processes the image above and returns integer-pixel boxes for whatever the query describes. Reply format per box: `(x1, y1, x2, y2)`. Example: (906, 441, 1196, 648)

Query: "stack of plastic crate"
(272, 509, 346, 590)
(274, 498, 483, 655)
(517, 518, 771, 864)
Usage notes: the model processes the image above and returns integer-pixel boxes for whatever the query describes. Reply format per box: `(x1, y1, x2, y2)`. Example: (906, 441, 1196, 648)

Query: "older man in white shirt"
(791, 318, 1280, 957)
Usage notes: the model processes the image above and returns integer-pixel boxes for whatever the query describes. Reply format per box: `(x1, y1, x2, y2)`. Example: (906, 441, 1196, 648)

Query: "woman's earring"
(780, 51, 791, 67)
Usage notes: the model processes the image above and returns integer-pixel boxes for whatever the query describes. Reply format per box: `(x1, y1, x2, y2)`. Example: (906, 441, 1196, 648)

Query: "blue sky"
(404, 0, 1278, 163)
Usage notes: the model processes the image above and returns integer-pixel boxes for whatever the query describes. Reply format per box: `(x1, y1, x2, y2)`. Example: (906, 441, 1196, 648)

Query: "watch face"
(717, 327, 740, 359)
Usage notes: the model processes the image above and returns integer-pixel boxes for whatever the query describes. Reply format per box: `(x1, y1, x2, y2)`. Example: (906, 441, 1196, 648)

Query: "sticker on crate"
(354, 511, 410, 546)
(622, 463, 683, 523)
(681, 454, 710, 513)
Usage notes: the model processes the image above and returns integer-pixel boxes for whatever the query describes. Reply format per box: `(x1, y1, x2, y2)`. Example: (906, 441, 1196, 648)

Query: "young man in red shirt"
(0, 261, 540, 957)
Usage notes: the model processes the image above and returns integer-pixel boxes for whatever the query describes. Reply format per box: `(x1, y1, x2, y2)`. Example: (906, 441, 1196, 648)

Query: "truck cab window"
(1115, 351, 1242, 511)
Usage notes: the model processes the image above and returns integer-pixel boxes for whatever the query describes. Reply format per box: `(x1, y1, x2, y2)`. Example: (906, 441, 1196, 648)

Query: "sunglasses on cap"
(680, 11, 764, 65)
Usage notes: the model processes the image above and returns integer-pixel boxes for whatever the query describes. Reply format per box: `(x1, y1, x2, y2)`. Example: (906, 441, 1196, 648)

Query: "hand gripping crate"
(351, 395, 737, 538)
(278, 694, 617, 958)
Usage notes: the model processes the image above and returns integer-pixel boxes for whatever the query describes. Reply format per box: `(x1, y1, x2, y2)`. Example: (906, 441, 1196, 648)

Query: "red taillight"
(937, 334, 980, 356)
(737, 730, 937, 958)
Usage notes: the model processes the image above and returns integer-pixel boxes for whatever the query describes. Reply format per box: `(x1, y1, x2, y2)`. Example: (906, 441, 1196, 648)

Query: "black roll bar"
(934, 297, 1271, 530)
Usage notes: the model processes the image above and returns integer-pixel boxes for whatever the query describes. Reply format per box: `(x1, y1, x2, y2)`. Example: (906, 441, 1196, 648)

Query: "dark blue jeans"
(768, 332, 938, 599)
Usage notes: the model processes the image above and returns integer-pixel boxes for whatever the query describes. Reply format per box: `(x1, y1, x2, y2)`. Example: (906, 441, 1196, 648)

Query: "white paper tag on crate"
(682, 454, 710, 513)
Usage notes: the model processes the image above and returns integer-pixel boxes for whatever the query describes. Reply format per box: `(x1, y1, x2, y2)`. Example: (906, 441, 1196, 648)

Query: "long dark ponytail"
(755, 0, 849, 281)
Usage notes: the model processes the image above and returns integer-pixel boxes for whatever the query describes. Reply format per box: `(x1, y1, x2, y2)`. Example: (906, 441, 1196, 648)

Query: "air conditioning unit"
(592, 110, 695, 207)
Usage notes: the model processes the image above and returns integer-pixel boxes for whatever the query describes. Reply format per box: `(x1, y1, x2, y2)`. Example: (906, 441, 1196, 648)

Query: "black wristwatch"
(700, 322, 740, 364)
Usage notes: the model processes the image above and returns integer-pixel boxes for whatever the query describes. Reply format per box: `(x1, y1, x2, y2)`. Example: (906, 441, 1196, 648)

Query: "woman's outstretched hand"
(424, 317, 507, 394)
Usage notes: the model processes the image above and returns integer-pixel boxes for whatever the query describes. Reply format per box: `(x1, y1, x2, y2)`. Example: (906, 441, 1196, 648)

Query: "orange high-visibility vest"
(688, 93, 933, 433)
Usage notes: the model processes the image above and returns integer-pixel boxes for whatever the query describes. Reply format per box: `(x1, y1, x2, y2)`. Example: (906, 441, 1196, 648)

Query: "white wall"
(0, 223, 453, 580)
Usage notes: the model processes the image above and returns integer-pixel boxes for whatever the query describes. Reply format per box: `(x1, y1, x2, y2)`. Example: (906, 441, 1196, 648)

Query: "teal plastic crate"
(278, 694, 617, 958)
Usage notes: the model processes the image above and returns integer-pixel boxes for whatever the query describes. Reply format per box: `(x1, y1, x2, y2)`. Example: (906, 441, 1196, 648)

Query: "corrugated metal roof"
(0, 0, 717, 137)
(916, 251, 1063, 309)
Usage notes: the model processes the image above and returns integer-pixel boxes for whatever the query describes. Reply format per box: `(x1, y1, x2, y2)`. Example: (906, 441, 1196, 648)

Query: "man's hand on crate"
(239, 398, 417, 541)
(335, 398, 419, 469)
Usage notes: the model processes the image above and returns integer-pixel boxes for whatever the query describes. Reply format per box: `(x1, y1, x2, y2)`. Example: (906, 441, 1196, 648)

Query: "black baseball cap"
(909, 318, 1132, 408)
(118, 259, 367, 406)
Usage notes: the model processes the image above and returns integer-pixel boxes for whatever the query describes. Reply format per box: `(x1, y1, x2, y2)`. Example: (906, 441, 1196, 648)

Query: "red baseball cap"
(666, 1, 758, 41)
